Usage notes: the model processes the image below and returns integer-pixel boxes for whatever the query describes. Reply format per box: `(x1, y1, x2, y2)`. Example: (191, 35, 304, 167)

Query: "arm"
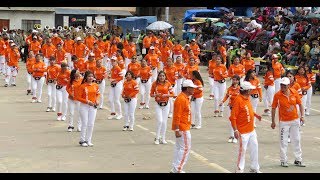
(229, 99, 239, 139)
(172, 98, 183, 137)
(271, 94, 278, 129)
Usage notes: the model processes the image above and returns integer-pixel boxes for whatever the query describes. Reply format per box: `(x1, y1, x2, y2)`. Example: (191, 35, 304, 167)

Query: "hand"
(69, 95, 74, 100)
(162, 94, 169, 97)
(219, 102, 223, 106)
(271, 122, 276, 129)
(87, 101, 94, 106)
(300, 117, 305, 126)
(259, 97, 262, 102)
(256, 114, 262, 121)
(234, 130, 240, 139)
(175, 131, 181, 138)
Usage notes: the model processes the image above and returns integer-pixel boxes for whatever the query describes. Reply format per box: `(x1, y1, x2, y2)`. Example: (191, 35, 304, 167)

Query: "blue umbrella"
(221, 35, 239, 41)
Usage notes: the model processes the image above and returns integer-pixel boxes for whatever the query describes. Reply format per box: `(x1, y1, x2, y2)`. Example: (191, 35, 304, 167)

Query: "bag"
(142, 48, 146, 55)
(56, 85, 63, 90)
(95, 80, 102, 84)
(111, 82, 117, 87)
(34, 76, 41, 80)
(48, 79, 54, 83)
(218, 79, 226, 83)
(172, 84, 175, 87)
(141, 79, 148, 83)
(302, 91, 307, 95)
(158, 101, 168, 107)
(124, 98, 132, 103)
(191, 96, 196, 101)
(251, 94, 259, 98)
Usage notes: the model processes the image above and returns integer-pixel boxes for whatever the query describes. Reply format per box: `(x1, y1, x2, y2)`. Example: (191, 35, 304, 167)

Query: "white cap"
(182, 79, 198, 88)
(240, 81, 256, 90)
(241, 44, 247, 48)
(76, 37, 81, 41)
(191, 39, 196, 42)
(89, 52, 95, 57)
(280, 77, 290, 85)
(272, 54, 279, 59)
(9, 40, 13, 43)
(150, 46, 155, 49)
(33, 36, 37, 39)
(111, 56, 117, 60)
(32, 30, 38, 33)
(53, 33, 58, 37)
(185, 44, 190, 47)
(11, 43, 16, 46)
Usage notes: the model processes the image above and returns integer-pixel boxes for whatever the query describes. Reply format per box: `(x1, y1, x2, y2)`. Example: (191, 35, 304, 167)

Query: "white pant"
(151, 68, 158, 83)
(32, 76, 45, 100)
(279, 119, 302, 162)
(109, 81, 123, 115)
(263, 85, 275, 110)
(26, 73, 32, 90)
(274, 78, 281, 93)
(306, 87, 312, 114)
(56, 86, 68, 117)
(47, 82, 57, 108)
(226, 107, 235, 137)
(98, 79, 106, 109)
(301, 94, 307, 112)
(66, 53, 73, 70)
(123, 97, 137, 128)
(169, 85, 177, 113)
(172, 130, 191, 173)
(5, 66, 18, 85)
(191, 97, 203, 127)
(236, 130, 260, 172)
(79, 103, 97, 144)
(155, 103, 170, 140)
(208, 77, 215, 96)
(175, 78, 183, 96)
(0, 55, 6, 75)
(103, 56, 111, 71)
(214, 81, 226, 111)
(68, 99, 81, 129)
(250, 96, 259, 125)
(125, 58, 131, 70)
(139, 79, 151, 106)
(44, 57, 49, 67)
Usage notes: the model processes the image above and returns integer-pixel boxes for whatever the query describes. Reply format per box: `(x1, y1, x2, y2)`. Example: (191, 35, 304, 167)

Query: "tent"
(184, 9, 222, 22)
(126, 16, 157, 24)
(114, 17, 148, 33)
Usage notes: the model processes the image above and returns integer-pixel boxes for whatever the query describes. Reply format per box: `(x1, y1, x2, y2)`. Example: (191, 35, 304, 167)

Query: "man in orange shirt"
(271, 54, 285, 92)
(189, 39, 200, 57)
(73, 37, 89, 60)
(0, 34, 7, 75)
(29, 36, 41, 55)
(41, 38, 56, 66)
(51, 33, 64, 48)
(63, 34, 74, 69)
(171, 79, 197, 173)
(84, 33, 96, 52)
(4, 43, 20, 87)
(271, 77, 306, 168)
(230, 81, 262, 173)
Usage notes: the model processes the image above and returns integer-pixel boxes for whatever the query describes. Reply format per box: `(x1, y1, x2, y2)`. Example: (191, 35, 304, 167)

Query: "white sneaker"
(139, 105, 144, 109)
(57, 116, 62, 121)
(305, 112, 310, 116)
(61, 116, 66, 121)
(67, 127, 73, 132)
(128, 127, 134, 131)
(213, 113, 218, 117)
(194, 125, 201, 129)
(31, 99, 37, 103)
(145, 106, 149, 109)
(168, 113, 173, 118)
(81, 142, 88, 147)
(288, 138, 291, 143)
(154, 138, 160, 145)
(77, 127, 81, 132)
(218, 112, 223, 117)
(160, 139, 167, 144)
(87, 142, 94, 147)
(232, 138, 238, 143)
(228, 137, 233, 143)
(37, 99, 42, 103)
(122, 126, 128, 131)
(116, 114, 123, 120)
(51, 108, 56, 112)
(46, 107, 51, 112)
(249, 168, 262, 173)
(209, 96, 213, 100)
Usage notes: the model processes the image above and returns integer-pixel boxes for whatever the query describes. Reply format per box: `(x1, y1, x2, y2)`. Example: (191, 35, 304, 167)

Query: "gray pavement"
(0, 61, 319, 173)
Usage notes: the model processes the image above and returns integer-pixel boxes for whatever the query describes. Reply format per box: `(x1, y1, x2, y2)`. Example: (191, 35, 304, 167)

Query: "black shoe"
(294, 160, 306, 167)
(79, 140, 87, 145)
(4, 84, 8, 87)
(11, 84, 16, 87)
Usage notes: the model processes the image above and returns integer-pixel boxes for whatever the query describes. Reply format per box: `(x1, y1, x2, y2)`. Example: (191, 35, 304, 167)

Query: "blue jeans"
(308, 59, 319, 69)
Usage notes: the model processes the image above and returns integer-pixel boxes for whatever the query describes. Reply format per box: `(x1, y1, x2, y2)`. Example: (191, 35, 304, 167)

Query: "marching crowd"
(0, 7, 317, 172)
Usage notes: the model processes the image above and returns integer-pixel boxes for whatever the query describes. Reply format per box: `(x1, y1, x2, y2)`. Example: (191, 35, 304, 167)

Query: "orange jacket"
(94, 66, 107, 81)
(164, 65, 178, 85)
(228, 64, 245, 78)
(172, 44, 183, 55)
(142, 36, 152, 48)
(122, 79, 139, 98)
(29, 41, 41, 54)
(56, 70, 71, 86)
(26, 57, 36, 73)
(54, 49, 67, 64)
(150, 81, 174, 102)
(66, 77, 83, 100)
(192, 79, 203, 98)
(264, 70, 275, 86)
(172, 92, 191, 131)
(51, 37, 63, 47)
(295, 74, 311, 91)
(31, 61, 47, 77)
(77, 82, 100, 104)
(93, 48, 103, 60)
(272, 88, 302, 121)
(212, 64, 228, 81)
(41, 44, 56, 58)
(184, 64, 199, 79)
(46, 64, 61, 81)
(110, 65, 123, 83)
(249, 77, 262, 97)
(73, 43, 89, 58)
(272, 60, 285, 79)
(229, 94, 255, 134)
(145, 53, 159, 69)
(63, 39, 74, 53)
(159, 45, 171, 63)
(127, 62, 141, 77)
(73, 58, 86, 73)
(6, 48, 20, 67)
(241, 58, 255, 73)
(174, 62, 185, 79)
(85, 60, 96, 73)
(222, 85, 240, 107)
(139, 66, 152, 80)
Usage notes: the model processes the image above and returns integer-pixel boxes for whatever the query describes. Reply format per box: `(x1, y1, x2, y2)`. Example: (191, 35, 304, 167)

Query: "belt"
(48, 79, 55, 83)
(33, 76, 42, 80)
(302, 91, 307, 95)
(157, 101, 168, 107)
(95, 80, 102, 84)
(215, 79, 225, 83)
(251, 94, 259, 98)
(141, 79, 148, 83)
(124, 98, 131, 103)
(191, 96, 196, 101)
(111, 82, 117, 87)
(56, 85, 64, 90)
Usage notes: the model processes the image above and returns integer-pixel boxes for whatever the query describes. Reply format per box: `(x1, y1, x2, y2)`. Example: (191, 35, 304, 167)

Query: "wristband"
(175, 129, 179, 132)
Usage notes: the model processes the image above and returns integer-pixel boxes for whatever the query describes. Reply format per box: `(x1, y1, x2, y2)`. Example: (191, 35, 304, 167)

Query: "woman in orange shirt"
(85, 53, 96, 73)
(127, 55, 141, 84)
(122, 71, 139, 131)
(228, 56, 245, 80)
(26, 51, 36, 95)
(93, 59, 107, 110)
(56, 62, 71, 121)
(183, 57, 199, 80)
(138, 59, 152, 109)
(220, 74, 240, 143)
(172, 40, 183, 61)
(77, 70, 100, 147)
(66, 69, 83, 132)
(54, 43, 67, 65)
(295, 66, 310, 115)
(262, 62, 275, 116)
(191, 70, 204, 129)
(46, 56, 60, 112)
(72, 55, 86, 76)
(150, 71, 175, 145)
(31, 53, 47, 103)
(241, 52, 255, 73)
(174, 56, 185, 96)
(144, 46, 160, 83)
(213, 55, 228, 117)
(207, 53, 217, 100)
(305, 65, 315, 116)
(164, 57, 178, 118)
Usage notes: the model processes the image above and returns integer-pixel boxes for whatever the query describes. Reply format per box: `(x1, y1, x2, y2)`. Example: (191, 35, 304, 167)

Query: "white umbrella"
(146, 21, 173, 31)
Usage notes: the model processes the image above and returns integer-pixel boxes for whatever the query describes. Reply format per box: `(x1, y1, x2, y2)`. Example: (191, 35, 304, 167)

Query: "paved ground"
(0, 61, 319, 173)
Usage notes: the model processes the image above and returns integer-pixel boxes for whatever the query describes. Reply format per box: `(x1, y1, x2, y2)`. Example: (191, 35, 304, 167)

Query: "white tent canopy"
(146, 21, 172, 31)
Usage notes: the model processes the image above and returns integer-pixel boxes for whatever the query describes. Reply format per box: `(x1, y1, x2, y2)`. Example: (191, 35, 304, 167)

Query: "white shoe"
(81, 142, 88, 147)
(67, 127, 73, 132)
(46, 107, 51, 112)
(228, 137, 233, 143)
(57, 116, 62, 121)
(232, 138, 238, 143)
(128, 127, 134, 131)
(288, 138, 291, 143)
(213, 113, 218, 117)
(77, 127, 81, 132)
(209, 97, 213, 100)
(145, 106, 149, 109)
(61, 116, 66, 121)
(51, 108, 56, 112)
(107, 114, 116, 120)
(87, 142, 94, 147)
(37, 99, 42, 103)
(122, 126, 128, 131)
(139, 105, 144, 109)
(168, 113, 173, 118)
(31, 99, 37, 103)
(194, 125, 201, 129)
(305, 112, 310, 116)
(154, 138, 160, 145)
(218, 112, 223, 117)
(160, 139, 167, 144)
(116, 114, 123, 120)
(235, 169, 244, 173)
(249, 168, 262, 173)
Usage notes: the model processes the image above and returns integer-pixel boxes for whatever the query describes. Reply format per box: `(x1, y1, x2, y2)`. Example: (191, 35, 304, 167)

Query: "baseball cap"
(111, 56, 117, 60)
(150, 46, 155, 49)
(53, 33, 58, 37)
(191, 39, 196, 42)
(11, 43, 16, 46)
(76, 37, 81, 41)
(182, 79, 198, 88)
(33, 36, 37, 39)
(89, 52, 95, 57)
(272, 54, 279, 59)
(280, 77, 290, 85)
(240, 81, 256, 90)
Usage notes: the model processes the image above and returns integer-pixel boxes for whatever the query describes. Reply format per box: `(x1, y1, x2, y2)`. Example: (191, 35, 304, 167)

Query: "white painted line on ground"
(314, 137, 320, 140)
(310, 108, 320, 113)
(261, 118, 270, 123)
(136, 124, 231, 173)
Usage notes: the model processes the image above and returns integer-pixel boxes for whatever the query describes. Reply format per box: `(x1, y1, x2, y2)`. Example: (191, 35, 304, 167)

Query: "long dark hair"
(296, 66, 308, 80)
(244, 69, 255, 81)
(192, 70, 204, 86)
(265, 61, 274, 74)
(285, 70, 296, 83)
(70, 69, 77, 85)
(156, 71, 167, 84)
(81, 70, 94, 84)
(125, 70, 135, 79)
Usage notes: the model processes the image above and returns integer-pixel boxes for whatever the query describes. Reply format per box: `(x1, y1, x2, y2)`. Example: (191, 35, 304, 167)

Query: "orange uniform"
(41, 44, 56, 58)
(96, 40, 106, 52)
(63, 39, 74, 54)
(159, 46, 171, 64)
(139, 66, 152, 81)
(77, 82, 100, 104)
(192, 79, 203, 98)
(31, 61, 47, 77)
(184, 64, 199, 79)
(242, 58, 255, 73)
(172, 92, 191, 131)
(229, 94, 255, 134)
(272, 88, 302, 121)
(46, 64, 61, 81)
(145, 53, 159, 69)
(0, 39, 7, 56)
(126, 43, 137, 59)
(110, 65, 123, 83)
(51, 37, 63, 47)
(121, 49, 129, 59)
(84, 36, 96, 51)
(264, 70, 275, 86)
(94, 66, 107, 81)
(85, 60, 96, 73)
(272, 60, 285, 79)
(122, 79, 139, 98)
(73, 43, 89, 58)
(116, 55, 125, 69)
(73, 58, 86, 73)
(66, 77, 83, 99)
(109, 44, 118, 57)
(212, 64, 228, 81)
(54, 49, 67, 64)
(150, 81, 174, 103)
(218, 46, 227, 63)
(174, 62, 185, 79)
(26, 57, 36, 74)
(222, 85, 240, 107)
(29, 41, 41, 54)
(290, 82, 302, 97)
(208, 59, 216, 78)
(307, 72, 316, 84)
(249, 77, 263, 97)
(127, 62, 141, 78)
(56, 70, 71, 86)
(295, 74, 311, 91)
(172, 44, 183, 55)
(190, 43, 200, 57)
(143, 36, 152, 48)
(93, 48, 103, 60)
(104, 41, 111, 56)
(228, 64, 245, 78)
(164, 65, 178, 85)
(6, 48, 20, 67)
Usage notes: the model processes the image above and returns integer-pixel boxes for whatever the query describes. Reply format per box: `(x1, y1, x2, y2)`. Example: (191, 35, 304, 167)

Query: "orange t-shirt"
(116, 55, 125, 69)
(104, 41, 111, 56)
(190, 43, 200, 57)
(145, 53, 159, 69)
(212, 64, 228, 81)
(51, 37, 63, 48)
(222, 85, 240, 107)
(184, 64, 199, 79)
(264, 70, 275, 86)
(127, 62, 141, 78)
(74, 58, 86, 73)
(290, 82, 302, 97)
(66, 77, 83, 100)
(242, 58, 255, 73)
(94, 66, 107, 81)
(26, 57, 36, 74)
(229, 94, 255, 134)
(164, 65, 178, 85)
(29, 41, 41, 54)
(73, 43, 89, 58)
(77, 82, 100, 104)
(192, 79, 203, 98)
(249, 78, 262, 97)
(63, 39, 74, 53)
(7, 48, 20, 67)
(159, 46, 171, 63)
(307, 72, 316, 84)
(41, 44, 56, 58)
(122, 79, 139, 98)
(85, 60, 96, 73)
(93, 48, 103, 60)
(139, 66, 152, 80)
(174, 62, 185, 79)
(109, 44, 118, 57)
(295, 74, 311, 91)
(150, 81, 174, 102)
(172, 44, 183, 55)
(172, 92, 191, 131)
(110, 65, 123, 83)
(228, 64, 245, 78)
(272, 88, 302, 121)
(84, 36, 96, 51)
(143, 36, 152, 48)
(56, 70, 71, 86)
(31, 61, 47, 77)
(47, 64, 61, 81)
(126, 43, 137, 58)
(272, 60, 285, 79)
(55, 49, 66, 64)
(96, 40, 106, 52)
(208, 59, 216, 78)
(218, 46, 227, 62)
